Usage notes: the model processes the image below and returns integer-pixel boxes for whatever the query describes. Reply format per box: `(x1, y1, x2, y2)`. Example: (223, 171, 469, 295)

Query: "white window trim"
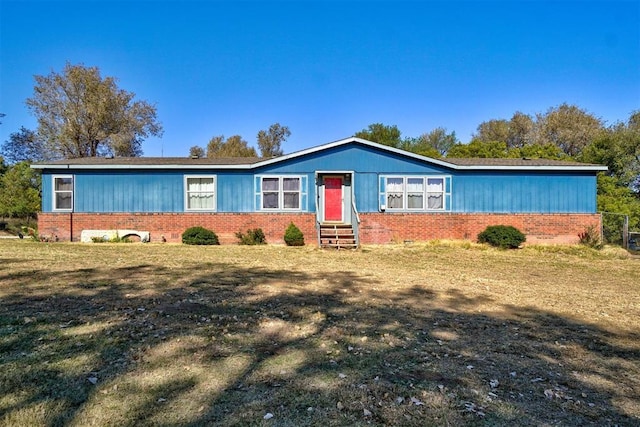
(259, 175, 303, 211)
(425, 177, 447, 211)
(406, 176, 426, 211)
(52, 174, 74, 212)
(184, 175, 217, 211)
(384, 175, 448, 212)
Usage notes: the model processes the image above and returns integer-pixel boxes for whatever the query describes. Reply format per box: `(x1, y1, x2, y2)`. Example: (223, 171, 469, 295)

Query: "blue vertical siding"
(308, 174, 317, 212)
(41, 174, 52, 211)
(218, 173, 255, 212)
(64, 171, 305, 213)
(75, 172, 184, 212)
(69, 171, 263, 213)
(39, 143, 599, 214)
(355, 173, 381, 212)
(452, 172, 597, 213)
(261, 144, 449, 174)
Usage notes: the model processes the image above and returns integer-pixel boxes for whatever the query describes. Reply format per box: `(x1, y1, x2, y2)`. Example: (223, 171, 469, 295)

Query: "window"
(383, 176, 446, 211)
(407, 177, 425, 209)
(386, 177, 404, 209)
(427, 178, 444, 209)
(53, 175, 73, 211)
(260, 176, 301, 210)
(262, 177, 279, 209)
(185, 176, 216, 210)
(282, 177, 300, 209)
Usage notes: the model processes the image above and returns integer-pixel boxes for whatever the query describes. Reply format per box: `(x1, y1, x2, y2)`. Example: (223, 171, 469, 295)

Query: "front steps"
(319, 223, 357, 249)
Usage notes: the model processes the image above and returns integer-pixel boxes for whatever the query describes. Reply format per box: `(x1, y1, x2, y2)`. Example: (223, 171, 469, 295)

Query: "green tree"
(1, 127, 48, 164)
(206, 136, 224, 157)
(399, 137, 441, 158)
(580, 110, 640, 192)
(473, 119, 510, 145)
(257, 123, 290, 157)
(474, 112, 535, 149)
(627, 110, 640, 192)
(189, 145, 205, 158)
(0, 162, 41, 221)
(447, 140, 569, 160)
(355, 123, 402, 148)
(507, 112, 536, 148)
(597, 174, 640, 243)
(447, 140, 515, 158)
(402, 127, 458, 157)
(534, 103, 603, 157)
(206, 135, 257, 158)
(517, 143, 569, 160)
(629, 110, 640, 130)
(577, 111, 640, 243)
(26, 62, 162, 159)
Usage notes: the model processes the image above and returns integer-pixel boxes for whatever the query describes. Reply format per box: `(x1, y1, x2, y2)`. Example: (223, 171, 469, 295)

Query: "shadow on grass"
(0, 259, 638, 426)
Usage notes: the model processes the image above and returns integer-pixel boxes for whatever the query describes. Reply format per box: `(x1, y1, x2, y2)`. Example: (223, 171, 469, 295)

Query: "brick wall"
(359, 212, 602, 245)
(38, 212, 601, 245)
(37, 212, 317, 244)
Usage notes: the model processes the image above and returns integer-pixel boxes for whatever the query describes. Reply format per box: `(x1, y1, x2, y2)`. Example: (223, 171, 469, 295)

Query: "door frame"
(316, 171, 354, 224)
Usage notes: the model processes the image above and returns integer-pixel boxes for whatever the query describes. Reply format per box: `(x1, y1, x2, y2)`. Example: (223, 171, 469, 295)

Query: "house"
(32, 137, 606, 246)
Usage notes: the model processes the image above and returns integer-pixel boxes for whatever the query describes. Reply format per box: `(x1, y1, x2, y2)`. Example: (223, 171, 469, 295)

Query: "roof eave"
(31, 163, 255, 170)
(247, 136, 461, 169)
(452, 165, 609, 171)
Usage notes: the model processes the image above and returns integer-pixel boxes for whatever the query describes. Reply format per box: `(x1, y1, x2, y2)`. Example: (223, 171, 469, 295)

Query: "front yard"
(0, 240, 638, 426)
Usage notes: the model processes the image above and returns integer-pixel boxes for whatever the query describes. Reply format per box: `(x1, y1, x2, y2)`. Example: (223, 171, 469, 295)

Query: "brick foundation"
(37, 212, 601, 245)
(37, 212, 317, 244)
(359, 212, 602, 245)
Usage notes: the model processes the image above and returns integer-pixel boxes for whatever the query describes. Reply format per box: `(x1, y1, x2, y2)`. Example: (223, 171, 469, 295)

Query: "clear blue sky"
(1, 0, 639, 157)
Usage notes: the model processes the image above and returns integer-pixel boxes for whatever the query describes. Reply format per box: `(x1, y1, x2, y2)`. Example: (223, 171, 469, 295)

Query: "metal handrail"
(351, 199, 360, 247)
(315, 186, 321, 246)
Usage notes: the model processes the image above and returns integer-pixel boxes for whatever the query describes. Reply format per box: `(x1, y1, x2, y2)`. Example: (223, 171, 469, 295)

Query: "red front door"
(324, 177, 343, 221)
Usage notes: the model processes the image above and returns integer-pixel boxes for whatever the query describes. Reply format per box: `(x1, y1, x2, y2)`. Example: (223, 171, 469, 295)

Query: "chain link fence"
(601, 212, 631, 247)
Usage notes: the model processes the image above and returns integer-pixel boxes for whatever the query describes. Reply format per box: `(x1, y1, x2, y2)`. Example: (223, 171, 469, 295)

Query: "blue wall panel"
(42, 174, 52, 211)
(355, 173, 381, 212)
(307, 174, 317, 212)
(259, 144, 451, 175)
(66, 171, 311, 213)
(257, 144, 452, 213)
(39, 142, 598, 214)
(217, 173, 255, 212)
(74, 171, 184, 212)
(451, 172, 596, 213)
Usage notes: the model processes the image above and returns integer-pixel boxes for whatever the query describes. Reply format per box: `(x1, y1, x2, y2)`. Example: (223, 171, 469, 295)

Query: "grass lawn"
(0, 239, 638, 426)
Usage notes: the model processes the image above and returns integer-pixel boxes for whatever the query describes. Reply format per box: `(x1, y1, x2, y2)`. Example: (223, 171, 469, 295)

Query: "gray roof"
(31, 137, 607, 172)
(443, 157, 598, 167)
(35, 156, 262, 166)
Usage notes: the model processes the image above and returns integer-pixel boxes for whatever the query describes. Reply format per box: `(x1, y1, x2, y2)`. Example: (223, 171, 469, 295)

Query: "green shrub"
(182, 226, 219, 245)
(578, 225, 603, 249)
(477, 225, 526, 249)
(20, 226, 39, 241)
(284, 222, 304, 246)
(235, 228, 266, 245)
